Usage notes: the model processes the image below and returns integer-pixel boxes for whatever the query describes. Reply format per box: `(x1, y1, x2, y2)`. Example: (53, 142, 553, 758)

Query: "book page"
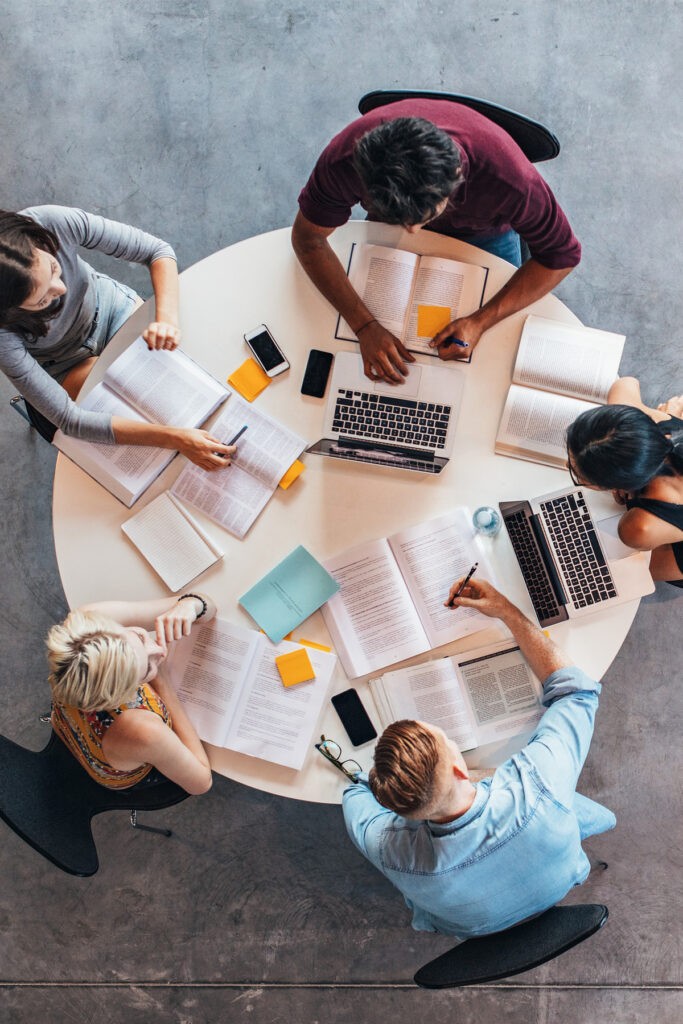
(371, 659, 479, 751)
(226, 640, 337, 770)
(321, 538, 429, 678)
(166, 618, 264, 748)
(513, 316, 625, 402)
(172, 461, 271, 539)
(455, 645, 543, 746)
(496, 384, 597, 467)
(336, 243, 418, 340)
(54, 384, 173, 506)
(389, 509, 498, 649)
(207, 394, 306, 489)
(404, 255, 488, 355)
(121, 491, 222, 592)
(105, 336, 227, 426)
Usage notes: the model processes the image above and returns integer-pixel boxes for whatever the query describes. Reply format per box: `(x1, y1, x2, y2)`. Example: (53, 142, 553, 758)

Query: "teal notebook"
(238, 545, 340, 643)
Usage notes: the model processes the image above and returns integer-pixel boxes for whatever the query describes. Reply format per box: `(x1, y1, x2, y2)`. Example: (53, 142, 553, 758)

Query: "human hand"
(176, 429, 236, 470)
(429, 315, 484, 362)
(358, 321, 415, 383)
(154, 598, 204, 645)
(657, 394, 683, 418)
(143, 321, 181, 351)
(444, 577, 514, 620)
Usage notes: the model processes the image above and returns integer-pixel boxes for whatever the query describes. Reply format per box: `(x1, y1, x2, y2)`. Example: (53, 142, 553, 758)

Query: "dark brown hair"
(369, 719, 441, 816)
(0, 209, 61, 340)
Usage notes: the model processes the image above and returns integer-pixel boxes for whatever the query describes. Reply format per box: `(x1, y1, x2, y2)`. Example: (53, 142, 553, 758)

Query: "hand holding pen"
(446, 562, 478, 609)
(215, 423, 249, 462)
(428, 314, 484, 362)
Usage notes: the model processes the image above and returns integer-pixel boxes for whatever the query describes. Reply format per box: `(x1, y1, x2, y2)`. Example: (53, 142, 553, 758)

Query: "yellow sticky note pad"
(275, 647, 316, 687)
(417, 304, 451, 337)
(228, 357, 271, 402)
(278, 459, 305, 490)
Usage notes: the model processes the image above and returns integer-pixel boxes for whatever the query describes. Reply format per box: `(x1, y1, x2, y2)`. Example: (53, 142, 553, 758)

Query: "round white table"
(52, 221, 639, 802)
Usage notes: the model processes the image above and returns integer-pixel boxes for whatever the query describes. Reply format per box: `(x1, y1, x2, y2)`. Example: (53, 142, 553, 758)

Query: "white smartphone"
(244, 324, 290, 377)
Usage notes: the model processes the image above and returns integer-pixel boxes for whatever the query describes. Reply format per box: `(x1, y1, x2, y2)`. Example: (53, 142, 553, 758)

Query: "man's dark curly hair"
(353, 117, 463, 226)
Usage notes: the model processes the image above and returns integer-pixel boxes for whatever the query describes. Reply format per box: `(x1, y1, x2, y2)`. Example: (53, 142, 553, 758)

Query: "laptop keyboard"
(539, 492, 617, 608)
(504, 510, 564, 623)
(332, 390, 450, 449)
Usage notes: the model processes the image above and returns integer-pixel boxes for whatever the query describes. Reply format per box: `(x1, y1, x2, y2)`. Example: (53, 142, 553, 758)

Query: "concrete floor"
(0, 2, 681, 1021)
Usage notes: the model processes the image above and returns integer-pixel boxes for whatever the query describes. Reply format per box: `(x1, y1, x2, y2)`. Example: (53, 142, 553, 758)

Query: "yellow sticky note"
(275, 647, 316, 687)
(297, 637, 333, 653)
(417, 304, 451, 337)
(278, 459, 305, 490)
(228, 357, 271, 402)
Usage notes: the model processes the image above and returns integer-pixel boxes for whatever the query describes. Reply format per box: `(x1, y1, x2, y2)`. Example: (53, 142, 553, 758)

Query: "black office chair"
(414, 903, 609, 988)
(0, 729, 190, 877)
(357, 90, 560, 164)
(9, 395, 57, 442)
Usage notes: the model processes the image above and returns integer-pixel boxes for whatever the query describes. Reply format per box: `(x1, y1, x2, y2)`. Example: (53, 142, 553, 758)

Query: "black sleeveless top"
(626, 415, 683, 579)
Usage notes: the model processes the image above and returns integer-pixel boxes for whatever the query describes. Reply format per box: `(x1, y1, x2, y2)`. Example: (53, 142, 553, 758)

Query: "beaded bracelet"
(177, 593, 208, 619)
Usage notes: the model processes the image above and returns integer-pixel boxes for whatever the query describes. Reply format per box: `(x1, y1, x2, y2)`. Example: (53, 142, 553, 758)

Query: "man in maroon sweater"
(292, 99, 581, 384)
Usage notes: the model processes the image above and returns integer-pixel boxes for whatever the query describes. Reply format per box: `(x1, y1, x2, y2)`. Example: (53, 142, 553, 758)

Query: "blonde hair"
(369, 719, 441, 816)
(46, 611, 140, 711)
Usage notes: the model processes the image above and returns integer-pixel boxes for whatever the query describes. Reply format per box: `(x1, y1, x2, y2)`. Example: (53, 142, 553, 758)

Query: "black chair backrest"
(358, 90, 560, 163)
(414, 904, 609, 988)
(0, 731, 188, 876)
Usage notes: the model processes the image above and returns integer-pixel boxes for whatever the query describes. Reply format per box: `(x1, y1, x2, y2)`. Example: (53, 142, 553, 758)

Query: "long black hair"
(0, 210, 61, 341)
(567, 404, 683, 492)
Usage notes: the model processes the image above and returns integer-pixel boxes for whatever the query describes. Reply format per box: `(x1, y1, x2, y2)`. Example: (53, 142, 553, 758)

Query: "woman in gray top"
(0, 206, 233, 468)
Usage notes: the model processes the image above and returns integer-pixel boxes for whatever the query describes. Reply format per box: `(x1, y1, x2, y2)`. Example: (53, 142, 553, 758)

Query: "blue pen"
(448, 337, 469, 349)
(227, 424, 249, 446)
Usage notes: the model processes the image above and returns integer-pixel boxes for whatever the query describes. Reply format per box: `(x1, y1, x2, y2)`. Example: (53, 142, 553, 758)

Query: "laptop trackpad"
(373, 364, 422, 399)
(597, 514, 634, 560)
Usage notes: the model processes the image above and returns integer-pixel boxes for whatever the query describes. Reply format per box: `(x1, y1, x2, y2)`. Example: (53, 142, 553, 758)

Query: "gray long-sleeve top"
(0, 206, 176, 442)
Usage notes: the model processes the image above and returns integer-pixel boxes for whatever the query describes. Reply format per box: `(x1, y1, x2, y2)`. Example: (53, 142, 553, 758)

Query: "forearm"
(292, 219, 371, 332)
(111, 416, 183, 450)
(499, 602, 572, 681)
(80, 593, 216, 630)
(153, 682, 212, 771)
(149, 257, 180, 325)
(472, 260, 572, 334)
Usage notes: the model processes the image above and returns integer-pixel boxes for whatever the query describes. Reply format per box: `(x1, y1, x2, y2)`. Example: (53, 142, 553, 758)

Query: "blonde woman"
(47, 593, 214, 794)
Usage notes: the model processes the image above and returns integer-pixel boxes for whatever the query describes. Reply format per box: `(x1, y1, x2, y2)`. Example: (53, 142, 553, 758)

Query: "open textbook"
(53, 337, 229, 505)
(495, 315, 625, 468)
(165, 616, 337, 771)
(335, 243, 489, 357)
(368, 639, 543, 752)
(321, 508, 504, 678)
(171, 395, 307, 539)
(121, 491, 223, 593)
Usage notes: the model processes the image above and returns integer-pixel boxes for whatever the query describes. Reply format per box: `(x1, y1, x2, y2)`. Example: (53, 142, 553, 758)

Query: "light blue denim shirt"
(342, 665, 616, 938)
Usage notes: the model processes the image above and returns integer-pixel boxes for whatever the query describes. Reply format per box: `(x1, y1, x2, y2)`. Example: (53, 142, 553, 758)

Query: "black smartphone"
(331, 688, 377, 747)
(301, 348, 334, 398)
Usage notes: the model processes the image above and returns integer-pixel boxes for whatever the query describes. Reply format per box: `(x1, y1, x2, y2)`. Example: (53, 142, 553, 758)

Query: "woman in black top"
(566, 377, 683, 586)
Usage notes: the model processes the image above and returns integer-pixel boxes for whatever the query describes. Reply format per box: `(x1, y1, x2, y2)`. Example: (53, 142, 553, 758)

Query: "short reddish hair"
(369, 719, 441, 816)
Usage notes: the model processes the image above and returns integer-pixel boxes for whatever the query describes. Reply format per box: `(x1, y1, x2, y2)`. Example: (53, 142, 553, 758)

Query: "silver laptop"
(307, 352, 464, 475)
(500, 486, 654, 627)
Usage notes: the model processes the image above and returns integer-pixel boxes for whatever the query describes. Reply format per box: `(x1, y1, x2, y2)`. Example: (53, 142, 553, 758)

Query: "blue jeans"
(463, 228, 523, 267)
(88, 272, 140, 354)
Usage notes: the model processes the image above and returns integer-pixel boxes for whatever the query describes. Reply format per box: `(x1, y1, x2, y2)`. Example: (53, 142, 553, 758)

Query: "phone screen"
(247, 329, 287, 372)
(301, 349, 334, 398)
(331, 689, 377, 747)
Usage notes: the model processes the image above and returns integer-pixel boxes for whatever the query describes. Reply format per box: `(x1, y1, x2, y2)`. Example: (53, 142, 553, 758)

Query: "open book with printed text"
(495, 315, 625, 468)
(369, 639, 543, 752)
(335, 243, 489, 357)
(171, 394, 307, 539)
(54, 337, 229, 506)
(165, 616, 337, 771)
(321, 508, 505, 679)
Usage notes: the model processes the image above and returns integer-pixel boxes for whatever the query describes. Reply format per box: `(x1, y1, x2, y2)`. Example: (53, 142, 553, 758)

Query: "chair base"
(130, 809, 173, 837)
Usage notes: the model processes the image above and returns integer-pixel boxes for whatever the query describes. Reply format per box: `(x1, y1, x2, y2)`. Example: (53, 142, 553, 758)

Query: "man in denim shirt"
(342, 578, 615, 937)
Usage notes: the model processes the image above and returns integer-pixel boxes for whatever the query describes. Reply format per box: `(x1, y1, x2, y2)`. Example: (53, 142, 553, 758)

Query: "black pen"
(448, 562, 478, 608)
(227, 424, 248, 446)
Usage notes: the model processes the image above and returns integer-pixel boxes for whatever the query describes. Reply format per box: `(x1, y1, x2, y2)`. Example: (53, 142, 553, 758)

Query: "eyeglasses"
(567, 454, 582, 487)
(315, 735, 361, 780)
